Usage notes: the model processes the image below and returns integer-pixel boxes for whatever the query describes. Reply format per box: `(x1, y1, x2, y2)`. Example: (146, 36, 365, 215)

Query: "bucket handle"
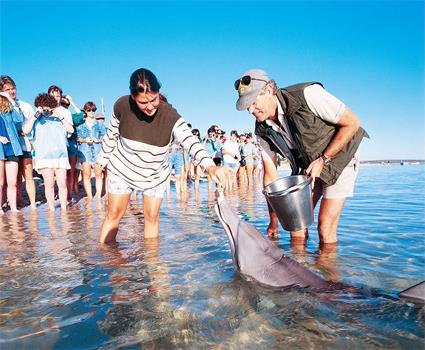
(263, 177, 312, 197)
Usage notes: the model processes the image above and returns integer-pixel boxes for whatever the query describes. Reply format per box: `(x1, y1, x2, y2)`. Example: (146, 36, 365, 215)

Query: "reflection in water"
(0, 166, 424, 349)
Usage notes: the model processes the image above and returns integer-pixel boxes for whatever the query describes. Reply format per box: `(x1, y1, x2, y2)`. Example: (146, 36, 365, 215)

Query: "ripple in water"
(0, 165, 424, 349)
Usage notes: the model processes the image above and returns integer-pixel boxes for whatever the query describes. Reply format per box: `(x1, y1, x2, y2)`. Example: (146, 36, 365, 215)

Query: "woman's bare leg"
(67, 155, 77, 201)
(99, 193, 130, 243)
(142, 194, 163, 239)
(5, 161, 19, 212)
(0, 161, 5, 212)
(94, 163, 104, 199)
(55, 168, 68, 210)
(22, 157, 36, 208)
(40, 168, 56, 211)
(81, 162, 93, 199)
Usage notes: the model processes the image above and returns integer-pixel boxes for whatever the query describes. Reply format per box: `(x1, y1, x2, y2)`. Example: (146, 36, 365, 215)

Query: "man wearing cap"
(234, 69, 368, 245)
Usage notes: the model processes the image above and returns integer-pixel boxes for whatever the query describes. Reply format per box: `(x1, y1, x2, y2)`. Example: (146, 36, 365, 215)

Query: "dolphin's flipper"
(398, 281, 425, 304)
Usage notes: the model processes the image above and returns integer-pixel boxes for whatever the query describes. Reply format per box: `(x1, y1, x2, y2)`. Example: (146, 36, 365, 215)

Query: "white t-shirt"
(222, 139, 240, 164)
(54, 106, 73, 124)
(259, 84, 345, 160)
(54, 106, 73, 137)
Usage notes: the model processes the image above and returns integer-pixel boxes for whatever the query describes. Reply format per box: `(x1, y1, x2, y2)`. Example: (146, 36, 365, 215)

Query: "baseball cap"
(235, 69, 269, 111)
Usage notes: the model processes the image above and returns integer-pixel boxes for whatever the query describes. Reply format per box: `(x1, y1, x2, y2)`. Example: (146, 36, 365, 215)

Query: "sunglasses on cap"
(234, 75, 268, 91)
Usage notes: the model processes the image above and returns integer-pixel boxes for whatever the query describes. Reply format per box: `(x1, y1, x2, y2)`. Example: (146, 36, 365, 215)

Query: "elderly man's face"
(247, 86, 277, 122)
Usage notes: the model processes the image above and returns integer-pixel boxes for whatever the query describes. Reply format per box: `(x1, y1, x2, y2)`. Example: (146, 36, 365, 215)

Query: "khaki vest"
(255, 82, 369, 185)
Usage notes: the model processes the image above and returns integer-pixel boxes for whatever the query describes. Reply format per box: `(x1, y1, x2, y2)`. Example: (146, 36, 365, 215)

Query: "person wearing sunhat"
(95, 113, 106, 124)
(234, 69, 368, 245)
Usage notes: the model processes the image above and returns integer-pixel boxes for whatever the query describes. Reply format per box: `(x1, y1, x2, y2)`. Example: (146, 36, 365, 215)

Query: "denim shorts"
(108, 172, 165, 198)
(223, 161, 239, 170)
(4, 155, 19, 162)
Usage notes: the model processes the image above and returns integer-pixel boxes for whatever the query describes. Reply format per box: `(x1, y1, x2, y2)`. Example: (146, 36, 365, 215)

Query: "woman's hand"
(0, 91, 14, 105)
(0, 136, 9, 144)
(205, 165, 228, 189)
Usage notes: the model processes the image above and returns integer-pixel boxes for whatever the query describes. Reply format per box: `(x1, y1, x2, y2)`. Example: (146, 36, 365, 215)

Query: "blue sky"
(1, 0, 423, 160)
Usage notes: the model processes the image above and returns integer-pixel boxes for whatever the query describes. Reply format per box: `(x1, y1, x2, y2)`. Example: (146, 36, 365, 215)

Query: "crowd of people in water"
(0, 74, 267, 214)
(166, 124, 265, 193)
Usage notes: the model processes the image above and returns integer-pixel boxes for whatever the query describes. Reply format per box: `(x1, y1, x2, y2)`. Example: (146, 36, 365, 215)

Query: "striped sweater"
(97, 96, 214, 190)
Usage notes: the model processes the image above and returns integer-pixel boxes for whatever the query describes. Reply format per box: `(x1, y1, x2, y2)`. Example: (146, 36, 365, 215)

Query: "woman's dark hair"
(47, 85, 63, 96)
(83, 101, 97, 111)
(230, 130, 239, 137)
(207, 126, 216, 135)
(129, 68, 161, 95)
(34, 93, 58, 109)
(192, 128, 201, 140)
(159, 94, 168, 103)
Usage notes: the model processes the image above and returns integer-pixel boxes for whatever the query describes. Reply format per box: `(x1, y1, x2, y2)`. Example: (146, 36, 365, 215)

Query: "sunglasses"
(85, 109, 97, 112)
(234, 75, 268, 91)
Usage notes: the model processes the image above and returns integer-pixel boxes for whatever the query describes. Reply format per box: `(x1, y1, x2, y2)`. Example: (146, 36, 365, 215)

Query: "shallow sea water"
(0, 164, 424, 349)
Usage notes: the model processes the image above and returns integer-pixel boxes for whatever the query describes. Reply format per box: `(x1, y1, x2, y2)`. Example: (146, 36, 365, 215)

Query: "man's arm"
(259, 138, 280, 237)
(305, 106, 360, 188)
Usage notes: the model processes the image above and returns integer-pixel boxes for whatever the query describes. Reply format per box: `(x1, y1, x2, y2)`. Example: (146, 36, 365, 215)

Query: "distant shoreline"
(360, 159, 425, 165)
(277, 159, 425, 171)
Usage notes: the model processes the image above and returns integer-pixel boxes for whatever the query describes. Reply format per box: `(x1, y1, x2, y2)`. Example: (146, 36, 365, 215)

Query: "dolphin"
(214, 193, 425, 303)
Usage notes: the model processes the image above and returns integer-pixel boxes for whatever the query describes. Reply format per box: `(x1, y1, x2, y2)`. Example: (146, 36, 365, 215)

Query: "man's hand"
(267, 223, 279, 238)
(305, 157, 325, 189)
(205, 165, 228, 189)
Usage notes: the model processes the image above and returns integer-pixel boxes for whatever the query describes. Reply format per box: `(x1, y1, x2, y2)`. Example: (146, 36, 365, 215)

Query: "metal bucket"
(263, 175, 314, 231)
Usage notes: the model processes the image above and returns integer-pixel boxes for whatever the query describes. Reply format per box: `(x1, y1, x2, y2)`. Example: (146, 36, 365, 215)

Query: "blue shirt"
(32, 115, 69, 162)
(76, 121, 106, 163)
(0, 110, 24, 160)
(203, 138, 221, 158)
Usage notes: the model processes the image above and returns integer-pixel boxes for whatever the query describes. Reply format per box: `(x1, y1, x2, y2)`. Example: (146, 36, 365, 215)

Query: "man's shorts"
(313, 156, 360, 199)
(107, 172, 165, 199)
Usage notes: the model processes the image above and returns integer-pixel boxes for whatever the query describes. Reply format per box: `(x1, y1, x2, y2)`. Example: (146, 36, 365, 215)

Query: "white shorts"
(314, 156, 360, 199)
(107, 172, 165, 198)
